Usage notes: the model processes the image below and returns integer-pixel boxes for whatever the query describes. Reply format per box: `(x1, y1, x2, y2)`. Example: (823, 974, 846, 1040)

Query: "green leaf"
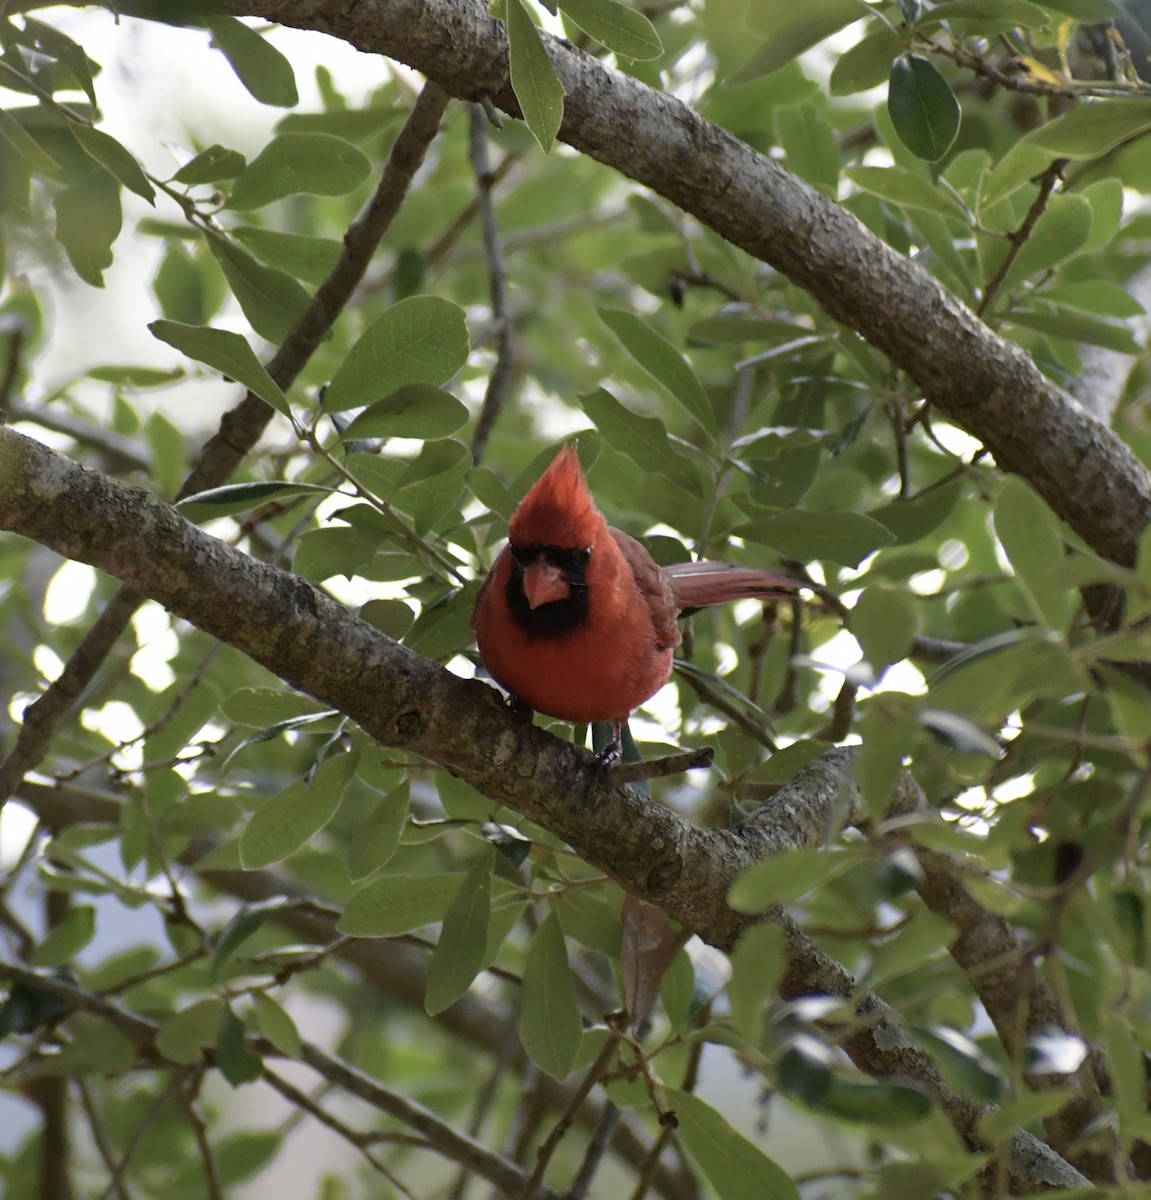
(339, 872, 468, 937)
(1006, 305, 1141, 353)
(0, 108, 59, 172)
(669, 1090, 800, 1200)
(579, 388, 702, 494)
(220, 687, 327, 727)
(853, 585, 919, 672)
(729, 848, 859, 911)
(30, 906, 96, 967)
(251, 992, 302, 1059)
(71, 124, 155, 203)
(146, 409, 185, 498)
(239, 749, 361, 869)
(738, 509, 895, 567)
(323, 296, 469, 413)
(829, 27, 903, 96)
(233, 225, 341, 285)
(870, 480, 963, 544)
(1026, 97, 1151, 158)
(1042, 280, 1144, 319)
(597, 307, 716, 438)
(520, 911, 582, 1079)
(207, 16, 299, 107)
(54, 170, 120, 287)
(508, 0, 565, 152)
(347, 782, 409, 881)
(148, 320, 290, 415)
(293, 526, 382, 582)
(846, 165, 967, 219)
(918, 709, 1001, 757)
(731, 0, 864, 83)
(340, 385, 468, 440)
(226, 133, 369, 210)
(211, 899, 285, 982)
(206, 234, 312, 344)
(888, 54, 960, 162)
(173, 144, 247, 184)
(728, 922, 786, 1045)
(820, 1078, 932, 1125)
(156, 998, 223, 1065)
(425, 848, 495, 1015)
(557, 0, 661, 59)
(180, 481, 330, 522)
(923, 0, 1051, 26)
(217, 1006, 263, 1086)
(993, 477, 1076, 628)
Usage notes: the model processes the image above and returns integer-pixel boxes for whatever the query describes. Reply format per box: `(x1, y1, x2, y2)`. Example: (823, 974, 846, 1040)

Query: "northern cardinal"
(471, 445, 798, 754)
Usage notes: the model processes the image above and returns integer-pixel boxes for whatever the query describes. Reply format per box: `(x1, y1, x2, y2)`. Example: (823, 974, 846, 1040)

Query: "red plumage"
(471, 445, 798, 737)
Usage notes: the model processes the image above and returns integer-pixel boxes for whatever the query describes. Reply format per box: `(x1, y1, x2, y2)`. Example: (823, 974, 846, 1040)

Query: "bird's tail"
(665, 561, 800, 609)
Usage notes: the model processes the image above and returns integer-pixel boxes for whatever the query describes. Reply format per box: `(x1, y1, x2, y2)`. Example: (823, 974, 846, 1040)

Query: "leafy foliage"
(1, 1, 1151, 1198)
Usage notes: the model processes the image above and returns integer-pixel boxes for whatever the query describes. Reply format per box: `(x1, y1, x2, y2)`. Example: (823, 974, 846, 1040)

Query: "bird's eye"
(576, 547, 592, 567)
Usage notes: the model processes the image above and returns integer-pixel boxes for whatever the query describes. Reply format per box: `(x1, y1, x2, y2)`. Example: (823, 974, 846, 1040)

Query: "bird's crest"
(509, 445, 601, 549)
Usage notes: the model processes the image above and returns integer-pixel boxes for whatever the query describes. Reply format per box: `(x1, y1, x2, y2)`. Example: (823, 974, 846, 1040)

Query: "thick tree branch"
(0, 429, 1089, 1191)
(228, 0, 1151, 568)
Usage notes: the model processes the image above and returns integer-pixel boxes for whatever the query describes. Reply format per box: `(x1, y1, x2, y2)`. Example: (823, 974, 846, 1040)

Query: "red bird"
(471, 446, 798, 753)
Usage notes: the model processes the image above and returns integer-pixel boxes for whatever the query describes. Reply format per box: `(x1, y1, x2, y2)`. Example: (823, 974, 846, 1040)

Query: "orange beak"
(522, 560, 571, 609)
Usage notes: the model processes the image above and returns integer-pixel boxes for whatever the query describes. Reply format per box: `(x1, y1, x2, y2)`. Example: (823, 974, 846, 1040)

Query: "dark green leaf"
(217, 1007, 263, 1086)
(730, 848, 860, 911)
(251, 993, 302, 1059)
(0, 108, 59, 172)
(888, 54, 960, 161)
(579, 388, 703, 494)
(211, 899, 285, 981)
(180, 481, 330, 522)
(829, 27, 903, 96)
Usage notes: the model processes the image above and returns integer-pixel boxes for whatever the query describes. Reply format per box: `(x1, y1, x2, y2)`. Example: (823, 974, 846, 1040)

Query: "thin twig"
(263, 1065, 417, 1198)
(75, 1080, 133, 1200)
(607, 746, 714, 784)
(977, 160, 1068, 317)
(518, 1035, 617, 1200)
(176, 1070, 223, 1200)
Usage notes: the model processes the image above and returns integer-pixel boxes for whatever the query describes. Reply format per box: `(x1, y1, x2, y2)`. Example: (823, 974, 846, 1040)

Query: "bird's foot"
(507, 694, 535, 724)
(605, 745, 715, 784)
